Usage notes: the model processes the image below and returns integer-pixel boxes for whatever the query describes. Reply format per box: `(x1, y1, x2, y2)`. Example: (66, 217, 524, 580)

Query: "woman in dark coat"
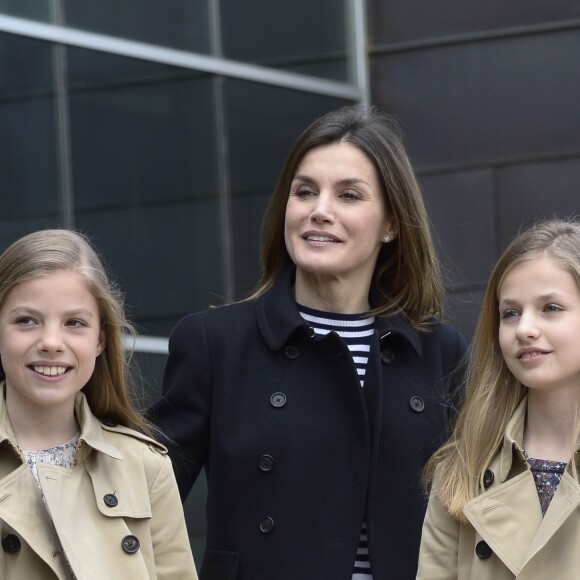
(151, 106, 466, 580)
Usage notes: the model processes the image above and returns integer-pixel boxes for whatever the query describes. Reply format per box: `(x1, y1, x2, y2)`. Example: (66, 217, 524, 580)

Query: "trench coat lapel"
(525, 472, 580, 561)
(463, 469, 542, 576)
(0, 463, 68, 576)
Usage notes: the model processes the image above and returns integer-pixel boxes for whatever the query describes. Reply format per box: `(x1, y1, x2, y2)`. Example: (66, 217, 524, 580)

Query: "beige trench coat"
(0, 385, 198, 579)
(417, 397, 580, 579)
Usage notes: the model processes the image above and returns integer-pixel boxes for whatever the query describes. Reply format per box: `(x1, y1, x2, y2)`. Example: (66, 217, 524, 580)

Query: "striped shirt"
(298, 304, 375, 580)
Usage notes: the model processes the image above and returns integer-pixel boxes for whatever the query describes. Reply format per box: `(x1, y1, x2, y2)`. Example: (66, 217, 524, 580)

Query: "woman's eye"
(544, 303, 562, 313)
(66, 319, 87, 328)
(292, 187, 316, 198)
(339, 190, 362, 201)
(14, 316, 35, 326)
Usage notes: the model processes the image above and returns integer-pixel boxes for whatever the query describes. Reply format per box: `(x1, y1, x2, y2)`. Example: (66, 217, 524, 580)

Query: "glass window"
(220, 0, 349, 81)
(0, 32, 61, 249)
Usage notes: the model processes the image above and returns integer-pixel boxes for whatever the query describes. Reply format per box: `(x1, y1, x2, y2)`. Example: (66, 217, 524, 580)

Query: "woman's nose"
(310, 193, 334, 223)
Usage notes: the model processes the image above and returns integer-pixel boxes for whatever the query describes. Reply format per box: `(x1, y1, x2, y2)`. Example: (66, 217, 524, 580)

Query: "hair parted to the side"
(0, 229, 153, 437)
(424, 218, 580, 520)
(248, 105, 444, 330)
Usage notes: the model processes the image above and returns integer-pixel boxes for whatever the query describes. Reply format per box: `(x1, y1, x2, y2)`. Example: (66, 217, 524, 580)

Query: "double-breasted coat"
(0, 384, 198, 579)
(152, 267, 466, 580)
(417, 397, 580, 579)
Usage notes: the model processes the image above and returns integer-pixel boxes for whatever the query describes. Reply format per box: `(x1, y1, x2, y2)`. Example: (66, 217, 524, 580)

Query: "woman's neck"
(294, 270, 370, 314)
(524, 389, 579, 462)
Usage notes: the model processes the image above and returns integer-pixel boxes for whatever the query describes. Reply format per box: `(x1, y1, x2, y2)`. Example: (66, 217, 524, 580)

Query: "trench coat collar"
(0, 382, 123, 461)
(497, 395, 528, 482)
(256, 266, 422, 355)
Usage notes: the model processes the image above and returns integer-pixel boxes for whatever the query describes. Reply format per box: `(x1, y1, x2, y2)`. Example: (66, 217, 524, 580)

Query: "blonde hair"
(425, 218, 580, 519)
(0, 229, 153, 436)
(248, 105, 443, 330)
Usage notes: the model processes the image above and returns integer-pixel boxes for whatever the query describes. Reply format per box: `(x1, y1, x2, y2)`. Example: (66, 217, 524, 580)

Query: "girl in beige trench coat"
(0, 230, 198, 580)
(418, 219, 580, 580)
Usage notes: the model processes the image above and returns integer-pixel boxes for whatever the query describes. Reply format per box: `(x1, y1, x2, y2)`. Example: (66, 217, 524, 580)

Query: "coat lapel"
(463, 470, 543, 576)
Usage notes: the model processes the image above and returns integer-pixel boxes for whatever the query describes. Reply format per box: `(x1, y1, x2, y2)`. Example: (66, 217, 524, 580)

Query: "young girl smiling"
(418, 219, 580, 579)
(0, 229, 197, 579)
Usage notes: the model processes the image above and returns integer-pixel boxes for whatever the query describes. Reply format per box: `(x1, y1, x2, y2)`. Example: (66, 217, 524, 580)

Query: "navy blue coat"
(151, 268, 466, 580)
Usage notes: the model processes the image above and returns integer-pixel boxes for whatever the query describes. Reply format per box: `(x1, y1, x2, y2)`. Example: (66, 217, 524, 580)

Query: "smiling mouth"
(518, 351, 548, 360)
(305, 235, 339, 243)
(31, 366, 69, 377)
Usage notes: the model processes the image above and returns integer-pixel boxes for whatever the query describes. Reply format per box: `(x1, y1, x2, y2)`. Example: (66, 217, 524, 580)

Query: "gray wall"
(369, 0, 580, 340)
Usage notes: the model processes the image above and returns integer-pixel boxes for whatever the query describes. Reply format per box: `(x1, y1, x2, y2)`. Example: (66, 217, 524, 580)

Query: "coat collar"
(496, 395, 528, 482)
(0, 382, 123, 461)
(256, 266, 422, 355)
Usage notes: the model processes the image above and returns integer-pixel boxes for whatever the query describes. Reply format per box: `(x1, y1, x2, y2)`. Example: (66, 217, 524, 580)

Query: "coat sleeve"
(416, 469, 460, 579)
(149, 312, 212, 500)
(149, 454, 199, 579)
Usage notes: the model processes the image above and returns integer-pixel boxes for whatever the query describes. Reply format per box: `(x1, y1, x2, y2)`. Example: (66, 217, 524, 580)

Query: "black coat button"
(409, 396, 425, 412)
(101, 417, 118, 427)
(380, 349, 395, 364)
(284, 345, 300, 359)
(259, 517, 275, 534)
(307, 326, 316, 338)
(475, 540, 492, 559)
(121, 535, 140, 554)
(270, 392, 287, 408)
(104, 493, 118, 507)
(258, 455, 274, 472)
(2, 534, 21, 553)
(483, 469, 494, 489)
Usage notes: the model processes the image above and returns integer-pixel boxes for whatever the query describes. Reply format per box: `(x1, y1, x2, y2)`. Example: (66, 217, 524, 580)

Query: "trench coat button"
(284, 345, 300, 359)
(475, 540, 492, 559)
(2, 534, 21, 553)
(483, 469, 494, 488)
(380, 349, 395, 364)
(104, 493, 118, 507)
(270, 392, 287, 408)
(121, 535, 140, 554)
(101, 417, 118, 427)
(258, 454, 274, 472)
(409, 396, 425, 412)
(259, 517, 275, 534)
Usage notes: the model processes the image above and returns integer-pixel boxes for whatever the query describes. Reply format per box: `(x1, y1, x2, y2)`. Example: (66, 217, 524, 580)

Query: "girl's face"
(498, 256, 580, 394)
(0, 270, 105, 415)
(284, 142, 396, 290)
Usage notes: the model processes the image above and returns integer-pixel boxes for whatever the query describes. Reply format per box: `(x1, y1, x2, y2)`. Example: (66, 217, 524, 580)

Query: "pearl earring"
(382, 236, 391, 244)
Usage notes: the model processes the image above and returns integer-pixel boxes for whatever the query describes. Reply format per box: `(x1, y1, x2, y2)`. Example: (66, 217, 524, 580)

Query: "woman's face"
(284, 142, 396, 288)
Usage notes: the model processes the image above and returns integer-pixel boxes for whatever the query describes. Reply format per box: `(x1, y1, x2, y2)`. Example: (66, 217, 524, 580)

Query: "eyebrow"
(8, 306, 96, 318)
(292, 174, 371, 187)
(498, 292, 566, 306)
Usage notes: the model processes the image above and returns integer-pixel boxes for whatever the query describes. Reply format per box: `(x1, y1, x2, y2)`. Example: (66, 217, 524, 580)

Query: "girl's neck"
(294, 270, 370, 314)
(524, 390, 579, 462)
(6, 399, 79, 452)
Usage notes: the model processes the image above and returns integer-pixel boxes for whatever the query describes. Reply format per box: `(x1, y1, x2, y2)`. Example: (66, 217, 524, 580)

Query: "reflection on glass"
(0, 32, 60, 250)
(220, 0, 348, 81)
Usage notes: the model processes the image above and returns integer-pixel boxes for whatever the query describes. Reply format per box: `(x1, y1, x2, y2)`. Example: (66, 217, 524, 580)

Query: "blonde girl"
(0, 229, 197, 579)
(418, 219, 580, 579)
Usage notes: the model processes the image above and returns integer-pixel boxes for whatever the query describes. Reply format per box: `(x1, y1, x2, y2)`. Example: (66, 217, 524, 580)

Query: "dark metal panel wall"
(369, 1, 580, 339)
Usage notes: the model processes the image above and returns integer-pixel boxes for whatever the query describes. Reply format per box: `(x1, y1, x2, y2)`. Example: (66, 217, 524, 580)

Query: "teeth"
(520, 352, 542, 359)
(33, 366, 67, 376)
(307, 235, 336, 242)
